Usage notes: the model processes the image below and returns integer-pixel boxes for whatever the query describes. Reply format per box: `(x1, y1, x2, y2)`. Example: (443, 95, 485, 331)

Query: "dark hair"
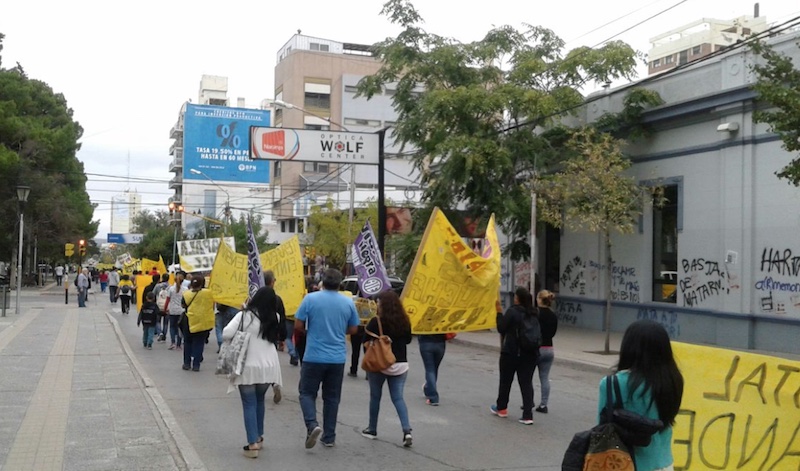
(161, 274, 170, 282)
(514, 286, 535, 316)
(245, 286, 280, 343)
(121, 274, 130, 281)
(376, 290, 411, 335)
(322, 268, 343, 290)
(176, 270, 186, 277)
(190, 277, 204, 290)
(263, 270, 276, 287)
(151, 274, 160, 285)
(617, 320, 684, 426)
(146, 291, 155, 301)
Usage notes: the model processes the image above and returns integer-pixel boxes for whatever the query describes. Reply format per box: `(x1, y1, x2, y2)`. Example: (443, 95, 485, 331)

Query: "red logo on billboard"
(261, 130, 285, 156)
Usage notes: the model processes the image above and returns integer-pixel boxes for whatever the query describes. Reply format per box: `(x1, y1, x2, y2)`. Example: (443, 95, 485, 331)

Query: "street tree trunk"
(604, 227, 613, 354)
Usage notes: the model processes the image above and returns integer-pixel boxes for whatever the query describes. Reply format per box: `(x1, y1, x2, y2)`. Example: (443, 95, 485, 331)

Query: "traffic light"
(168, 201, 184, 216)
(65, 243, 74, 257)
(79, 239, 86, 256)
(304, 246, 316, 259)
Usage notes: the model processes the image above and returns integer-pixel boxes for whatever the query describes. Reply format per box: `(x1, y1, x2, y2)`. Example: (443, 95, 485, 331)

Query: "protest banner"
(352, 220, 392, 296)
(178, 237, 235, 272)
(208, 236, 305, 316)
(246, 216, 265, 301)
(671, 342, 800, 470)
(400, 207, 500, 333)
(134, 275, 150, 312)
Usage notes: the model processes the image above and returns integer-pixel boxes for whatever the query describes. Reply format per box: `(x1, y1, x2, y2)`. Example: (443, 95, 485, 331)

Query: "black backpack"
(517, 312, 542, 354)
(120, 285, 131, 295)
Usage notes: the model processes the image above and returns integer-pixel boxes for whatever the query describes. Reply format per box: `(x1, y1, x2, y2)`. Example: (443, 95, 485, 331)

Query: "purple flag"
(246, 215, 265, 302)
(352, 220, 392, 297)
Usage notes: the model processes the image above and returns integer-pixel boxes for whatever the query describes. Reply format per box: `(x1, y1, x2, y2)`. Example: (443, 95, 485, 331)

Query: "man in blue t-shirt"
(295, 268, 359, 449)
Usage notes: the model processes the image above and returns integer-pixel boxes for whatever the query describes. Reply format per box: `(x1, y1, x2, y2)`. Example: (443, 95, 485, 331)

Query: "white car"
(341, 275, 405, 296)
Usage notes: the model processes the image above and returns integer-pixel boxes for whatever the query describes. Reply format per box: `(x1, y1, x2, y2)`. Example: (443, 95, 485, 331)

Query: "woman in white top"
(223, 286, 286, 458)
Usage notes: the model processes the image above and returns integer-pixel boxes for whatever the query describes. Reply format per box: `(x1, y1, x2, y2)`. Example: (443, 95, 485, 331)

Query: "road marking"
(0, 308, 42, 354)
(3, 310, 78, 471)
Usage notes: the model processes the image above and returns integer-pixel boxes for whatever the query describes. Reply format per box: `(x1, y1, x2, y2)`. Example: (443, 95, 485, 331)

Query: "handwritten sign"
(178, 237, 235, 272)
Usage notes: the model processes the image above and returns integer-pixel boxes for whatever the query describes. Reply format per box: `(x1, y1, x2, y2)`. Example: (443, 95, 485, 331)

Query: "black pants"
(495, 352, 537, 419)
(349, 325, 365, 374)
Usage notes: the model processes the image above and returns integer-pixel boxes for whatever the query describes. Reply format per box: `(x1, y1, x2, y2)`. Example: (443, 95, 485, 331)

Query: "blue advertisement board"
(183, 104, 271, 184)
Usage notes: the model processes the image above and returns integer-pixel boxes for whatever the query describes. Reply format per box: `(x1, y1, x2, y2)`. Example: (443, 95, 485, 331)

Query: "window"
(652, 58, 661, 67)
(281, 221, 286, 233)
(652, 185, 679, 303)
(304, 92, 330, 109)
(309, 42, 330, 52)
(274, 161, 281, 179)
(344, 85, 358, 93)
(304, 124, 330, 131)
(664, 55, 674, 64)
(742, 28, 751, 35)
(298, 219, 305, 233)
(692, 45, 702, 55)
(289, 219, 296, 233)
(384, 88, 396, 96)
(275, 108, 283, 123)
(304, 162, 330, 173)
(343, 117, 381, 127)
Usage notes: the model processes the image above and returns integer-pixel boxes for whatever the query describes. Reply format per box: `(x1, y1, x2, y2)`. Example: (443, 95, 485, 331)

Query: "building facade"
(543, 30, 800, 354)
(110, 191, 141, 234)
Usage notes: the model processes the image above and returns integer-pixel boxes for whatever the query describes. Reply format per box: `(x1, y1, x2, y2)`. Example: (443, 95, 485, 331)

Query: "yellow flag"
(157, 256, 168, 276)
(134, 274, 151, 312)
(400, 208, 500, 333)
(208, 236, 306, 315)
(260, 235, 306, 318)
(671, 342, 800, 470)
(141, 258, 158, 274)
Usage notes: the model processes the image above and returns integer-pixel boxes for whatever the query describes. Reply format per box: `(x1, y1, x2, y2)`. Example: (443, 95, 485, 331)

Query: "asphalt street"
(108, 297, 602, 471)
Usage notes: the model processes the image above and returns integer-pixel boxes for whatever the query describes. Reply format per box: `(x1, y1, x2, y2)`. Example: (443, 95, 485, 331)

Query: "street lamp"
(15, 185, 30, 316)
(189, 168, 231, 235)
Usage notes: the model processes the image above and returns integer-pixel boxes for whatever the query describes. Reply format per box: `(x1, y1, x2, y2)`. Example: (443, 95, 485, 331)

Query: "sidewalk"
(0, 289, 196, 471)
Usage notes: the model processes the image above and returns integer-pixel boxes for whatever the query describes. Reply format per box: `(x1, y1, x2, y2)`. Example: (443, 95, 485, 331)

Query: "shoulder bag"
(361, 316, 396, 373)
(216, 311, 251, 376)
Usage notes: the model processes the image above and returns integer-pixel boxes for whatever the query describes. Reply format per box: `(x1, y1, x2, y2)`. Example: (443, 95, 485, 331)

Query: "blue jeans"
(168, 315, 183, 347)
(184, 331, 207, 369)
(419, 337, 446, 403)
(142, 325, 155, 346)
(239, 383, 270, 444)
(109, 286, 118, 303)
(215, 308, 237, 346)
(285, 319, 296, 358)
(367, 371, 411, 433)
(100, 282, 108, 293)
(77, 288, 86, 307)
(535, 347, 555, 407)
(298, 362, 345, 444)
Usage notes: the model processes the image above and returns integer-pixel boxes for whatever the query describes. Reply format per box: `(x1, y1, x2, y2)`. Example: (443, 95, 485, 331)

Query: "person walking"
(138, 291, 159, 349)
(55, 264, 64, 287)
(76, 268, 89, 308)
(596, 320, 684, 471)
(181, 276, 215, 372)
(263, 270, 287, 402)
(108, 267, 120, 304)
(224, 286, 286, 458)
(117, 274, 133, 315)
(534, 290, 558, 413)
(418, 333, 448, 406)
(99, 269, 109, 293)
(154, 273, 170, 341)
(294, 268, 360, 449)
(165, 271, 186, 350)
(360, 290, 413, 447)
(490, 286, 540, 425)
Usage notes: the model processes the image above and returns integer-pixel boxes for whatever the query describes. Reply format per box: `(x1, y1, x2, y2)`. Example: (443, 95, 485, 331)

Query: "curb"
(451, 338, 614, 375)
(106, 312, 208, 471)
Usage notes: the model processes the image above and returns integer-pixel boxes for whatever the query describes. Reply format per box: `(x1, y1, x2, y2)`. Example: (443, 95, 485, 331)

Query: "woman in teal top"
(597, 320, 684, 471)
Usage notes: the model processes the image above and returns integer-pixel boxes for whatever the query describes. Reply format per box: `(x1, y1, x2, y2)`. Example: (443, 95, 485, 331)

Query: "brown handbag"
(361, 316, 396, 372)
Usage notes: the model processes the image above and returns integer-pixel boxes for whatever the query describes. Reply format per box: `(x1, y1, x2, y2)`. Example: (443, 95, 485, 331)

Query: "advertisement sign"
(249, 128, 380, 165)
(183, 104, 271, 184)
(107, 233, 144, 244)
(178, 237, 235, 272)
(352, 220, 392, 296)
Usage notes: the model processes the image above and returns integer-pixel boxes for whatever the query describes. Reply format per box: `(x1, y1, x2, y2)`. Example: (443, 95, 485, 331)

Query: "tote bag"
(361, 316, 396, 373)
(216, 311, 251, 376)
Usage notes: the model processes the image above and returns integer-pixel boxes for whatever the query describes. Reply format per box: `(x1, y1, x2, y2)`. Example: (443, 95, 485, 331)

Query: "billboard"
(249, 128, 380, 165)
(107, 233, 143, 244)
(183, 104, 271, 184)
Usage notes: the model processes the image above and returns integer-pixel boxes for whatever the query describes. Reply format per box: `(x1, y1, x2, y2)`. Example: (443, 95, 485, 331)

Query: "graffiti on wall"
(755, 247, 800, 315)
(636, 307, 681, 338)
(559, 256, 639, 302)
(554, 298, 581, 325)
(679, 258, 739, 307)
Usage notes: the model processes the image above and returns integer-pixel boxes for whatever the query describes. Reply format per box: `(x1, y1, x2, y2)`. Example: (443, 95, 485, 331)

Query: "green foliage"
(0, 33, 98, 264)
(357, 1, 649, 259)
(593, 89, 664, 139)
(207, 213, 271, 254)
(307, 199, 378, 270)
(130, 210, 179, 261)
(751, 39, 800, 186)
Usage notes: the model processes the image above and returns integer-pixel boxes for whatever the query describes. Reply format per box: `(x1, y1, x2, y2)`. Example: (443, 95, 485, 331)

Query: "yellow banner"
(208, 236, 306, 316)
(400, 208, 500, 333)
(671, 342, 800, 470)
(134, 274, 150, 313)
(141, 258, 158, 274)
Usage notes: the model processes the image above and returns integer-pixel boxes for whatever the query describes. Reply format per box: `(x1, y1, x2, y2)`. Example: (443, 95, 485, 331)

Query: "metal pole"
(347, 164, 356, 275)
(171, 224, 178, 266)
(530, 187, 537, 294)
(15, 211, 24, 315)
(377, 129, 387, 258)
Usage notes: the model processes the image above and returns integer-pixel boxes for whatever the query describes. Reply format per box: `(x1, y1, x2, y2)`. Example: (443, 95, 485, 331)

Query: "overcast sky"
(2, 0, 796, 239)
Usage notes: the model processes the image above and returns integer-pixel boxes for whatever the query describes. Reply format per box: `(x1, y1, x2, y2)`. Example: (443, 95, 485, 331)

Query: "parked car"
(341, 275, 405, 297)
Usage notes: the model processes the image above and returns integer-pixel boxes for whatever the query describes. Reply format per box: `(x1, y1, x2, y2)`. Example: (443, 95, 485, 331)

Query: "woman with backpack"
(490, 286, 540, 425)
(181, 276, 215, 372)
(596, 320, 684, 471)
(116, 274, 134, 315)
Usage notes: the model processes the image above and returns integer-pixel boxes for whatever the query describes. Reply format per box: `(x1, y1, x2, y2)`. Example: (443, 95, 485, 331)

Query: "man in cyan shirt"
(295, 268, 359, 449)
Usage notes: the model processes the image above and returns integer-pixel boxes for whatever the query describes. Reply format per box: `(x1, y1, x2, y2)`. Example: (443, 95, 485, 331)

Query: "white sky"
(2, 0, 797, 239)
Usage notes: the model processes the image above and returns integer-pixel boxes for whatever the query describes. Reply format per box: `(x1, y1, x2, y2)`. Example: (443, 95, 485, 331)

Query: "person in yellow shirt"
(181, 276, 215, 372)
(116, 275, 134, 315)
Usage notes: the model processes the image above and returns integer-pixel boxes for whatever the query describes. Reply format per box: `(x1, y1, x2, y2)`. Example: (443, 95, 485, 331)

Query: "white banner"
(178, 237, 235, 272)
(249, 128, 380, 164)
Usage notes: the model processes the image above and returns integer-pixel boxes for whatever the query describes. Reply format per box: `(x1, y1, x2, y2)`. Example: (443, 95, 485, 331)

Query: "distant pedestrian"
(138, 291, 159, 349)
(215, 303, 238, 353)
(117, 274, 133, 315)
(76, 268, 89, 308)
(534, 290, 557, 414)
(295, 268, 360, 449)
(224, 286, 285, 458)
(360, 290, 413, 447)
(131, 271, 140, 306)
(596, 320, 684, 471)
(55, 265, 64, 286)
(154, 274, 170, 341)
(181, 276, 215, 372)
(108, 268, 120, 303)
(491, 286, 539, 425)
(99, 269, 109, 293)
(165, 271, 186, 350)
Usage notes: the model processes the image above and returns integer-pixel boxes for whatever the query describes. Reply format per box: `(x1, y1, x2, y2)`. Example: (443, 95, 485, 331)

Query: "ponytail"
(514, 286, 535, 316)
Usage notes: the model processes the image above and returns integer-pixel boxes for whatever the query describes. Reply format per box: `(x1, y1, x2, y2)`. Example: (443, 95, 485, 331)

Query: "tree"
(357, 0, 648, 259)
(537, 128, 662, 353)
(751, 39, 800, 185)
(307, 199, 378, 270)
(0, 33, 98, 267)
(130, 210, 178, 261)
(206, 213, 271, 255)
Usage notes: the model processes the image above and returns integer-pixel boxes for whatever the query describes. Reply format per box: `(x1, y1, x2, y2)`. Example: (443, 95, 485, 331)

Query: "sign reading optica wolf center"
(183, 104, 270, 183)
(671, 342, 800, 470)
(249, 128, 380, 164)
(400, 208, 501, 333)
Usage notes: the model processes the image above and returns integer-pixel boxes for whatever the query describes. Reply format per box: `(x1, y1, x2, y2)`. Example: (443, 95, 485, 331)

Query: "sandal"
(242, 444, 259, 458)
